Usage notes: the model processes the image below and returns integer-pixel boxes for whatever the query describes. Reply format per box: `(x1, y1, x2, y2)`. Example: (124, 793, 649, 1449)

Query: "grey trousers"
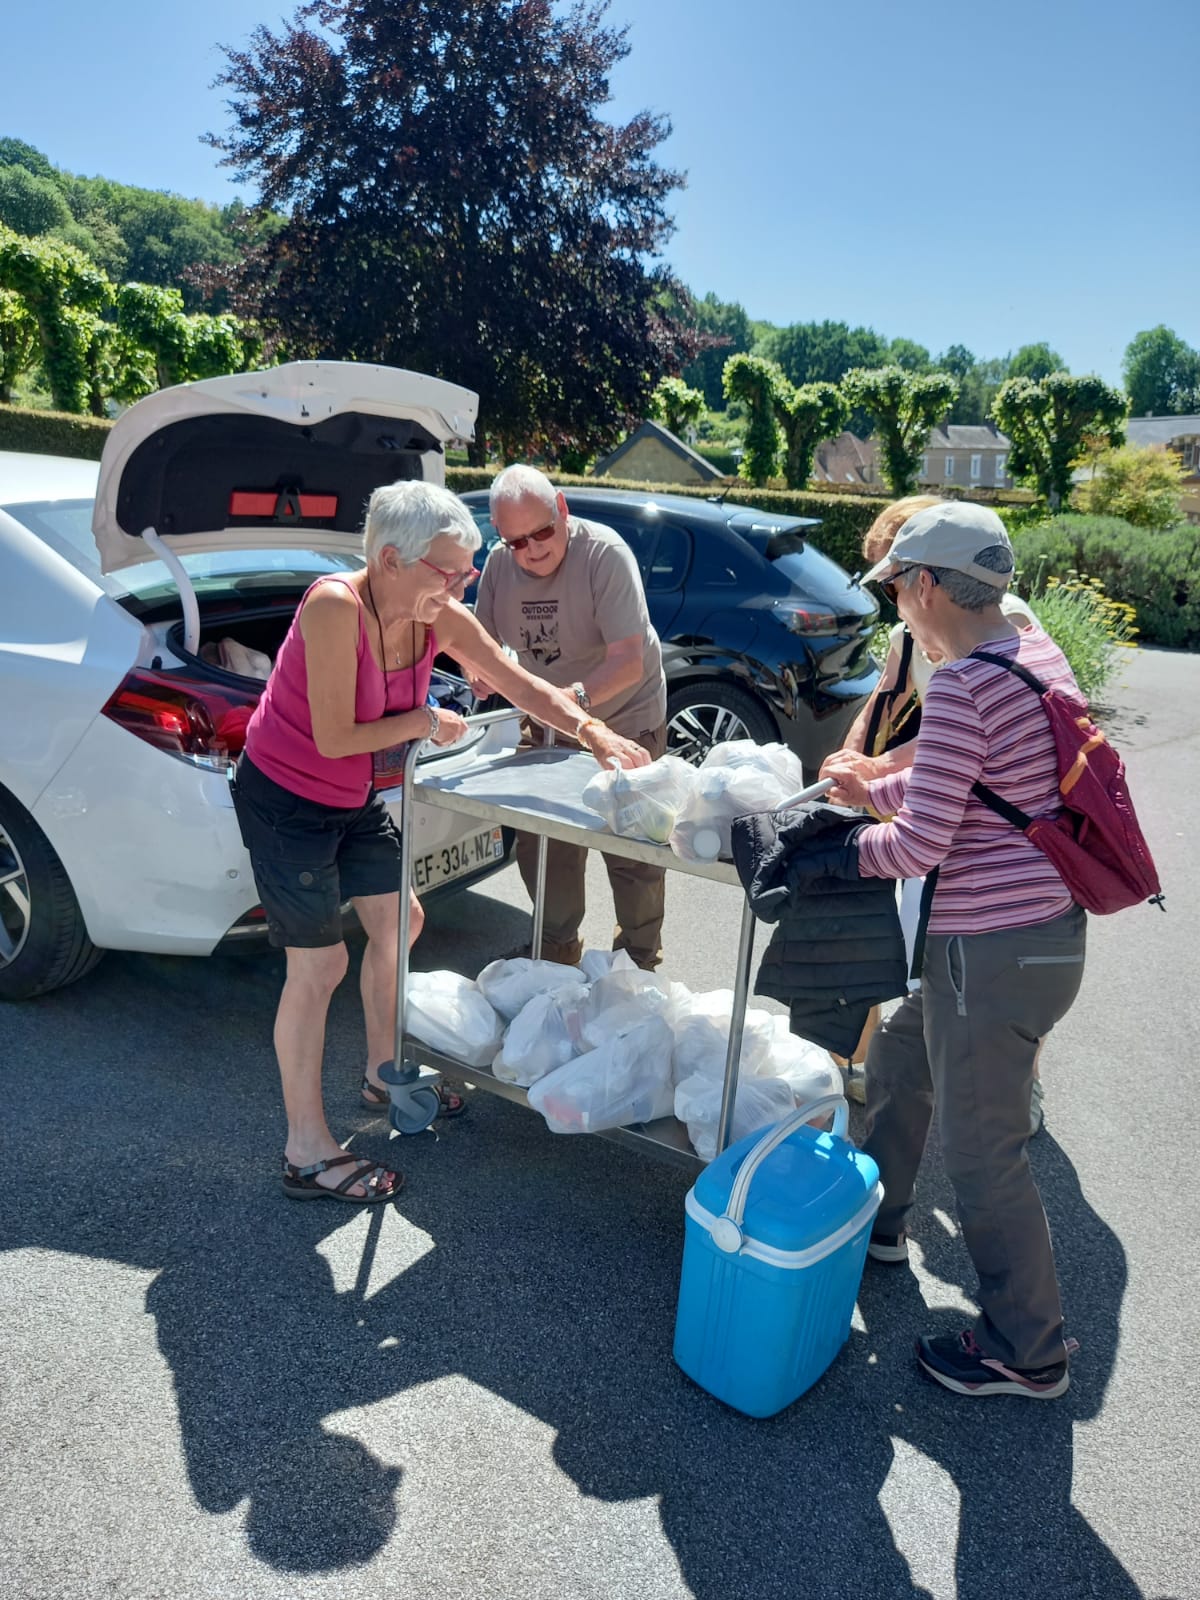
(863, 904, 1086, 1368)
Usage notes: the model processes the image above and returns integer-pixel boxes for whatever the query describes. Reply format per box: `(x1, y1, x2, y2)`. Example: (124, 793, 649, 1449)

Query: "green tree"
(722, 353, 785, 485)
(0, 164, 74, 238)
(778, 380, 850, 489)
(941, 349, 1009, 425)
(0, 286, 39, 402)
(115, 281, 254, 394)
(842, 365, 959, 495)
(991, 372, 1126, 508)
(887, 337, 931, 372)
(1008, 342, 1065, 380)
(1074, 443, 1185, 530)
(648, 375, 704, 436)
(207, 0, 692, 465)
(0, 224, 112, 412)
(762, 319, 889, 387)
(1121, 325, 1200, 417)
(680, 291, 753, 410)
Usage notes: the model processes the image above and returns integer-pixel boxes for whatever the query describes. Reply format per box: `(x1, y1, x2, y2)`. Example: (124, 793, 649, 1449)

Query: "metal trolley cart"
(379, 715, 787, 1169)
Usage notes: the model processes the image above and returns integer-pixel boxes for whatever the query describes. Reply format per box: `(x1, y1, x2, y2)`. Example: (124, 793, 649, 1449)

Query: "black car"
(460, 487, 880, 775)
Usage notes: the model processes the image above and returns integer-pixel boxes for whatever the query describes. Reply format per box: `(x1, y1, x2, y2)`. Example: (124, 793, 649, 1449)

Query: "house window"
(970, 454, 982, 480)
(918, 455, 928, 478)
(995, 454, 1007, 482)
(944, 455, 955, 479)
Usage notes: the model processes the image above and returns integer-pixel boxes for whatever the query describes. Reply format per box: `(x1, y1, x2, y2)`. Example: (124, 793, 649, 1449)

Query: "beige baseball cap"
(862, 501, 1015, 588)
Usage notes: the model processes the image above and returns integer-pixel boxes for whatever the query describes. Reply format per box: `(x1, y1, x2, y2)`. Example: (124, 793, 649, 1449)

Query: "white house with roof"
(916, 423, 1013, 491)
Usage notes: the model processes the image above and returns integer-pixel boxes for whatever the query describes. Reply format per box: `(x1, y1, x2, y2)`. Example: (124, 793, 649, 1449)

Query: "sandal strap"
(283, 1152, 365, 1182)
(333, 1159, 397, 1196)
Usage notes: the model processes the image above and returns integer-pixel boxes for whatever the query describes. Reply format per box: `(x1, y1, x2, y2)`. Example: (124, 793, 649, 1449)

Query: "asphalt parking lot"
(1, 646, 1197, 1600)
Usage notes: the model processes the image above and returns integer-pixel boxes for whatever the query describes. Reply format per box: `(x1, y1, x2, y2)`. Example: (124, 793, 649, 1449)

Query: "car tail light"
(773, 600, 842, 636)
(101, 668, 260, 769)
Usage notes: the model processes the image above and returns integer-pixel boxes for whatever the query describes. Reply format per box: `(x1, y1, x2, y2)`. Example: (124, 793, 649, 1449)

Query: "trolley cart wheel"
(378, 1058, 444, 1135)
(388, 1086, 442, 1135)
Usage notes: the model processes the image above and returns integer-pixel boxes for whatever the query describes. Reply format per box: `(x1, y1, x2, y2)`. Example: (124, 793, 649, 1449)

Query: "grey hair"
(363, 479, 480, 566)
(489, 463, 557, 518)
(897, 544, 1014, 613)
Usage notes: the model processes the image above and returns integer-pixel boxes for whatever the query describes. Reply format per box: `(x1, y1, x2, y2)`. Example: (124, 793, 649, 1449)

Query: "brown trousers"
(516, 721, 668, 970)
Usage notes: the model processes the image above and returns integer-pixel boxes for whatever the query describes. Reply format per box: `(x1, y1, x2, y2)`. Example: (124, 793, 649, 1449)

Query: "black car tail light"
(101, 668, 260, 770)
(773, 600, 842, 636)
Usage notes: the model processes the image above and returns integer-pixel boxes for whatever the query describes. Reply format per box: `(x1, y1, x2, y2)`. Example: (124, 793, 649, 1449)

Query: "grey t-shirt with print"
(474, 516, 666, 737)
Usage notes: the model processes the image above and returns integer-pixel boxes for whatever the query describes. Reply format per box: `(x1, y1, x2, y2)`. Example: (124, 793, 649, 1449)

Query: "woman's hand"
(430, 708, 469, 747)
(819, 751, 876, 810)
(583, 724, 651, 770)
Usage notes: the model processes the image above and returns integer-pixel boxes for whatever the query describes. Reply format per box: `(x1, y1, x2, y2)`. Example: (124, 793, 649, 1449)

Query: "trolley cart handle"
(774, 777, 835, 810)
(722, 1096, 849, 1230)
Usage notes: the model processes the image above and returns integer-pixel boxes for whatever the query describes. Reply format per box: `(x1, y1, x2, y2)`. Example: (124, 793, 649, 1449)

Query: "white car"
(0, 361, 519, 1001)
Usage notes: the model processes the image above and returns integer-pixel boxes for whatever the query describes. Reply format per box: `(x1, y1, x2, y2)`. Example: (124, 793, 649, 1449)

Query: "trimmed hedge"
(1013, 514, 1200, 649)
(0, 403, 113, 460)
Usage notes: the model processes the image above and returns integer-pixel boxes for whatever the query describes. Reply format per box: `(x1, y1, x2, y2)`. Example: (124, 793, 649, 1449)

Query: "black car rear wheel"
(666, 683, 777, 765)
(0, 790, 104, 1001)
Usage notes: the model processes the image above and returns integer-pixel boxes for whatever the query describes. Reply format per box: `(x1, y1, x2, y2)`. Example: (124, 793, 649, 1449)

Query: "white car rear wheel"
(0, 792, 104, 1001)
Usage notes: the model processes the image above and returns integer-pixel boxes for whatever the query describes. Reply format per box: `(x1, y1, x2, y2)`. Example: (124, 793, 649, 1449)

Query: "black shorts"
(231, 754, 402, 948)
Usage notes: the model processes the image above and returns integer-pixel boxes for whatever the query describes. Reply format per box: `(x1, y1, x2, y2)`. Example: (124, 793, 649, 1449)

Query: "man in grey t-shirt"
(472, 465, 668, 969)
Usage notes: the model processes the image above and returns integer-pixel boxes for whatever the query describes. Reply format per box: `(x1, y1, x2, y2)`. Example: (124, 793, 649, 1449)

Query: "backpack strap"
(864, 627, 917, 757)
(968, 648, 1045, 835)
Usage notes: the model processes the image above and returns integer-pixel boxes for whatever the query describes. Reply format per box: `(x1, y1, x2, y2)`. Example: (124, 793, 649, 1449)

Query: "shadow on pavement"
(3, 932, 1140, 1598)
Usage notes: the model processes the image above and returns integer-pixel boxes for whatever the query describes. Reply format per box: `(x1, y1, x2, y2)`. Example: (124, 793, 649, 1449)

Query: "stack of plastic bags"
(403, 949, 841, 1156)
(580, 739, 809, 863)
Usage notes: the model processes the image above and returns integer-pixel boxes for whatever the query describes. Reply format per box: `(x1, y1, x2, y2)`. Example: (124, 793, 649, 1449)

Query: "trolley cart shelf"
(391, 716, 758, 1171)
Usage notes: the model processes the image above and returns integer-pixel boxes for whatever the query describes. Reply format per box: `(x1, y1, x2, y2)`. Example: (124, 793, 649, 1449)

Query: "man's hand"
(585, 725, 651, 769)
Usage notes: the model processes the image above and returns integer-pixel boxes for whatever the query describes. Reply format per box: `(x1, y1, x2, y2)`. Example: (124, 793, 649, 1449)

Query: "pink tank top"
(245, 575, 435, 807)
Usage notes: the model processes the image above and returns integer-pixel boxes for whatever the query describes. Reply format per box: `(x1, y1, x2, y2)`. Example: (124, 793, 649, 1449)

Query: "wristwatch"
(571, 681, 591, 711)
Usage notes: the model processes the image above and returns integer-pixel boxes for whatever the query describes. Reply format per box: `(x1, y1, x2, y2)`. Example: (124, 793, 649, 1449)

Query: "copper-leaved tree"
(207, 0, 695, 464)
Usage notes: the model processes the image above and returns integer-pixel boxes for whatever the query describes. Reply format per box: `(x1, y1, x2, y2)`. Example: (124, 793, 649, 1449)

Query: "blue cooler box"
(674, 1097, 882, 1417)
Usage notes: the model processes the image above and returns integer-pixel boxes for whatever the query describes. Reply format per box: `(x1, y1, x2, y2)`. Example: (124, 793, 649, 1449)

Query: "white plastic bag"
(669, 741, 809, 862)
(674, 1071, 797, 1163)
(761, 1017, 842, 1102)
(669, 988, 777, 1082)
(492, 983, 590, 1087)
(581, 754, 698, 843)
(405, 971, 505, 1066)
(476, 956, 587, 1019)
(577, 968, 673, 1048)
(528, 1015, 675, 1133)
(578, 947, 638, 983)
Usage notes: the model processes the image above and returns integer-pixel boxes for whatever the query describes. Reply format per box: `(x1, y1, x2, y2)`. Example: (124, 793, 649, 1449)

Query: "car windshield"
(3, 497, 363, 598)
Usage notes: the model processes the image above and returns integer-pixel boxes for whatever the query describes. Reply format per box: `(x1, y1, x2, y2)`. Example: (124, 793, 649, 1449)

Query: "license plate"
(412, 826, 505, 893)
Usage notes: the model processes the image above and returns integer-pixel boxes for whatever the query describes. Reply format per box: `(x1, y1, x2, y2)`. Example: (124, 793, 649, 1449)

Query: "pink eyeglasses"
(418, 556, 477, 590)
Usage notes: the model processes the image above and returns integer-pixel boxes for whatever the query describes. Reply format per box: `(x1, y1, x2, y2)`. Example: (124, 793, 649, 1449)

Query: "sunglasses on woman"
(880, 566, 938, 604)
(500, 521, 558, 553)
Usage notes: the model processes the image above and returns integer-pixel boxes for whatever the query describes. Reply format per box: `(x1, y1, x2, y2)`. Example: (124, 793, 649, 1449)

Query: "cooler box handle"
(709, 1096, 849, 1254)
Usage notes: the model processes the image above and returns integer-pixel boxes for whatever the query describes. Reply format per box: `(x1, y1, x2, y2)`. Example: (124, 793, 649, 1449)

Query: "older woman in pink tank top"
(233, 480, 649, 1205)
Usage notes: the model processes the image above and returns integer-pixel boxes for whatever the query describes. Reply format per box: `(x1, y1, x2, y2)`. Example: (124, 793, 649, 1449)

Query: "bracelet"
(422, 704, 439, 742)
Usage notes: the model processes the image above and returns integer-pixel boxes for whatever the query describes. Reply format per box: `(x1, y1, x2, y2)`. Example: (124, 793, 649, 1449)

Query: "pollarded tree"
(208, 0, 692, 464)
(0, 224, 112, 412)
(842, 365, 959, 496)
(648, 375, 704, 437)
(992, 372, 1126, 509)
(115, 282, 257, 398)
(722, 353, 785, 485)
(778, 381, 849, 489)
(0, 287, 38, 402)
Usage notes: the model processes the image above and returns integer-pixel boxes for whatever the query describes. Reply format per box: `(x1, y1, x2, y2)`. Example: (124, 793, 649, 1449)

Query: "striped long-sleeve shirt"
(856, 625, 1076, 935)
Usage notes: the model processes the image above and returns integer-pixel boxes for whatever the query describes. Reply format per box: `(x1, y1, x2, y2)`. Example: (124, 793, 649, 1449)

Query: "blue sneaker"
(916, 1329, 1073, 1398)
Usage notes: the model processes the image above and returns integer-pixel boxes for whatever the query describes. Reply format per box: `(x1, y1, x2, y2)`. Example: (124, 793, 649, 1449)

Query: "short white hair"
(488, 463, 557, 518)
(363, 479, 480, 566)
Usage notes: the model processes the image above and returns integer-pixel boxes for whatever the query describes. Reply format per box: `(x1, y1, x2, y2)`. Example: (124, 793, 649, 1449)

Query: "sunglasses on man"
(500, 520, 558, 553)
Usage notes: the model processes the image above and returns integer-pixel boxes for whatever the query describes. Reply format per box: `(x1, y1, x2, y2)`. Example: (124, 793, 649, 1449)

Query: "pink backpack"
(970, 651, 1163, 916)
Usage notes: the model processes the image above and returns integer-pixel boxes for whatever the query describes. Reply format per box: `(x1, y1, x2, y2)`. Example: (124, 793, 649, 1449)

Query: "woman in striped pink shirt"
(822, 502, 1086, 1401)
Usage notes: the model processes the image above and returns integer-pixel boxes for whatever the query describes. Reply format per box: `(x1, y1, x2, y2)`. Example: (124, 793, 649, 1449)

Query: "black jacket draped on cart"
(730, 804, 909, 1059)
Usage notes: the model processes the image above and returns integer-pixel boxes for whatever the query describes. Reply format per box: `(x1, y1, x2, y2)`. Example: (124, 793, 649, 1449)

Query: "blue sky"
(6, 0, 1195, 385)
